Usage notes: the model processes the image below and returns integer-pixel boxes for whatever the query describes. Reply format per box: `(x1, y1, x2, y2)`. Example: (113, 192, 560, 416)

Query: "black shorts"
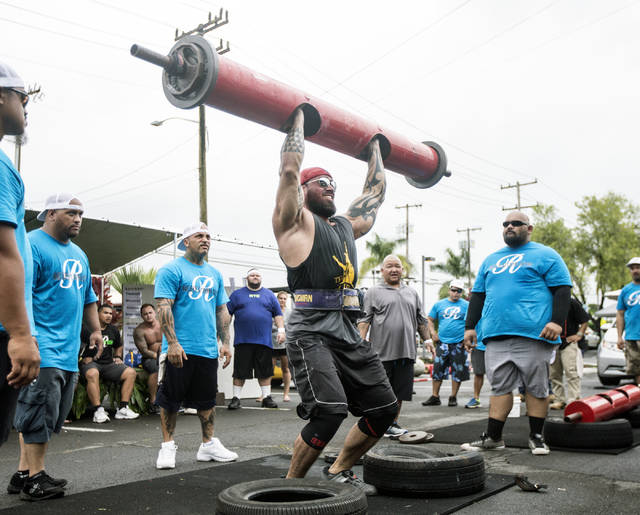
(0, 332, 19, 446)
(142, 357, 158, 374)
(272, 348, 287, 357)
(79, 361, 128, 383)
(382, 359, 414, 402)
(156, 354, 218, 412)
(287, 334, 398, 419)
(233, 344, 274, 380)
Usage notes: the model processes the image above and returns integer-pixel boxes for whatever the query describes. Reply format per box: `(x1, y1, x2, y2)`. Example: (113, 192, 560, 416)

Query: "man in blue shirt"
(423, 279, 470, 408)
(616, 257, 640, 386)
(227, 268, 284, 410)
(154, 223, 236, 470)
(0, 62, 40, 450)
(12, 193, 102, 501)
(461, 211, 571, 456)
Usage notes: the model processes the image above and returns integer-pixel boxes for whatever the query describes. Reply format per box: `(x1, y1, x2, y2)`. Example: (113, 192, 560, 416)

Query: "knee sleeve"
(358, 411, 397, 438)
(300, 413, 346, 450)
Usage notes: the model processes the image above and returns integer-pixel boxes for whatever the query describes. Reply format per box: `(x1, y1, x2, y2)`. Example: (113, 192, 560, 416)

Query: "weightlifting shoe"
(528, 433, 550, 455)
(20, 471, 66, 501)
(461, 432, 505, 451)
(228, 396, 241, 410)
(322, 466, 377, 496)
(261, 395, 278, 408)
(197, 437, 238, 462)
(115, 405, 140, 420)
(8, 471, 67, 494)
(156, 441, 177, 469)
(421, 395, 441, 406)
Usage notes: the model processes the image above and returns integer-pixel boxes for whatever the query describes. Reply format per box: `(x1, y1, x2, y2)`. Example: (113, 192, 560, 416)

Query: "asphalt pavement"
(1, 349, 639, 513)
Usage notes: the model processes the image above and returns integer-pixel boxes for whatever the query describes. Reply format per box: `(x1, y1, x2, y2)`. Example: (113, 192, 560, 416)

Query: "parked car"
(584, 328, 600, 349)
(596, 320, 634, 386)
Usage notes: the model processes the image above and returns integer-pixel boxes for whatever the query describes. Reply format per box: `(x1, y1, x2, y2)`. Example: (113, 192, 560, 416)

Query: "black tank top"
(286, 214, 358, 290)
(284, 214, 360, 344)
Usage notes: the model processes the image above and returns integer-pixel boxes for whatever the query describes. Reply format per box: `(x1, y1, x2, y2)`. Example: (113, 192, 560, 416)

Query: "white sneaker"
(93, 407, 110, 424)
(196, 437, 238, 462)
(157, 441, 177, 469)
(183, 408, 198, 415)
(115, 405, 140, 420)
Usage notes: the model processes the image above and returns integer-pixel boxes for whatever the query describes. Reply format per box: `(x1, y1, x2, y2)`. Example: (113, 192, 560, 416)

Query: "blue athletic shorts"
(432, 342, 470, 382)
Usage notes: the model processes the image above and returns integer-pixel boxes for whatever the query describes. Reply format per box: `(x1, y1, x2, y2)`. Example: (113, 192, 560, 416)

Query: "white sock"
(233, 385, 243, 398)
(260, 385, 271, 398)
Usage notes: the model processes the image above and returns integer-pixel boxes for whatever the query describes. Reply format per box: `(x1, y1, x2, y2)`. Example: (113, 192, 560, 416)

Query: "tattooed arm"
(156, 298, 187, 368)
(133, 326, 156, 359)
(343, 138, 386, 239)
(216, 304, 232, 368)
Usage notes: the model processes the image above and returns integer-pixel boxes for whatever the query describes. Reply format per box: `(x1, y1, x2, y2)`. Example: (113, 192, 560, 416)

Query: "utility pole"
(457, 226, 481, 290)
(176, 9, 230, 224)
(501, 179, 539, 211)
(395, 203, 422, 261)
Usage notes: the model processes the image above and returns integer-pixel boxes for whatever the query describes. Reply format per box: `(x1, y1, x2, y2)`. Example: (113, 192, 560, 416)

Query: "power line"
(501, 179, 539, 211)
(89, 0, 175, 29)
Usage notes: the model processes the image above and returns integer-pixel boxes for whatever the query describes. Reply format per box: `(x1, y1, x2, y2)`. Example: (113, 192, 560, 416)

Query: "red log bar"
(131, 36, 450, 189)
(564, 385, 640, 423)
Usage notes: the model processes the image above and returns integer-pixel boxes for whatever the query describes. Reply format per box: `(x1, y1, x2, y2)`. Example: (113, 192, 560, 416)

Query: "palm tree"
(108, 265, 157, 294)
(432, 247, 474, 298)
(359, 233, 412, 285)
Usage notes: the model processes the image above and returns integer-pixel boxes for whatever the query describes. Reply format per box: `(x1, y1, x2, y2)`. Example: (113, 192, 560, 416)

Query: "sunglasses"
(305, 177, 337, 190)
(450, 288, 463, 293)
(6, 87, 29, 107)
(502, 220, 528, 228)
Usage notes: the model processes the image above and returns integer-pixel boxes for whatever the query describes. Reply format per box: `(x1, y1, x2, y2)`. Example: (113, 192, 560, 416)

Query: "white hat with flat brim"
(178, 222, 210, 251)
(626, 257, 640, 268)
(37, 193, 84, 221)
(0, 62, 25, 89)
(449, 278, 466, 291)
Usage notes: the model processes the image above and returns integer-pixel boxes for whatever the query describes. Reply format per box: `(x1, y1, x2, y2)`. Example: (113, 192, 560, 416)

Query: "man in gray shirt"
(358, 255, 432, 437)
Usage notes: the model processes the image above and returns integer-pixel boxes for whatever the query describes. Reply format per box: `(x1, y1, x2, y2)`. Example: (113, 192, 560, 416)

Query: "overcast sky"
(1, 0, 637, 305)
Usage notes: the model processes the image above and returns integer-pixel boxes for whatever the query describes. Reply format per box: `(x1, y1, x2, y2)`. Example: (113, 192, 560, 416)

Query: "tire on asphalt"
(543, 417, 633, 449)
(363, 445, 485, 497)
(216, 478, 367, 515)
(622, 406, 640, 428)
(598, 375, 621, 387)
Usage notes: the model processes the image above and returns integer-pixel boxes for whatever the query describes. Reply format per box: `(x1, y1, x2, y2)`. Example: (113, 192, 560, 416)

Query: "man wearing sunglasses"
(273, 109, 397, 494)
(461, 211, 571, 456)
(0, 62, 40, 451)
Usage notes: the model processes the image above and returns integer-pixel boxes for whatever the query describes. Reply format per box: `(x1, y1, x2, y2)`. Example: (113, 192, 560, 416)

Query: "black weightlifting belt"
(293, 289, 360, 311)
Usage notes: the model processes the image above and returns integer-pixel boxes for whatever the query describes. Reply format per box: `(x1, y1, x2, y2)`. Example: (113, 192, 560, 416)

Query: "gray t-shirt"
(359, 283, 427, 362)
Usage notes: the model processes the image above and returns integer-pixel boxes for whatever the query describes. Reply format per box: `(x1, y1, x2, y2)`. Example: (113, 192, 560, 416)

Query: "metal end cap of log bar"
(405, 141, 450, 189)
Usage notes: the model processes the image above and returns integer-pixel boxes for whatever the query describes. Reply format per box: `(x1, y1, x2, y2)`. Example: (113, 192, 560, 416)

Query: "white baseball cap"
(449, 278, 466, 291)
(626, 257, 640, 268)
(178, 222, 210, 251)
(0, 61, 25, 90)
(37, 192, 84, 221)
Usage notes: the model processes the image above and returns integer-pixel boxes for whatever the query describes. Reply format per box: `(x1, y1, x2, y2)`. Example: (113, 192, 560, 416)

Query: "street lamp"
(151, 105, 209, 224)
(422, 256, 436, 309)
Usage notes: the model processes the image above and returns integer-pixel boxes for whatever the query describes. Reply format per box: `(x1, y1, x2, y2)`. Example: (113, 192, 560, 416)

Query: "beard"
(307, 196, 336, 218)
(248, 279, 262, 289)
(503, 231, 527, 247)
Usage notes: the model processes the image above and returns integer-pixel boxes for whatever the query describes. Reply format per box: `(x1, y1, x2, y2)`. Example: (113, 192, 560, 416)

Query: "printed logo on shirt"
(628, 291, 640, 307)
(249, 294, 260, 298)
(491, 254, 524, 275)
(443, 306, 462, 319)
(103, 335, 114, 347)
(59, 259, 83, 289)
(332, 242, 355, 288)
(188, 275, 215, 302)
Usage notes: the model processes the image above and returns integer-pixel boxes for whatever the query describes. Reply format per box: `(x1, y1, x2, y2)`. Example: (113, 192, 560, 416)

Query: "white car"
(596, 321, 634, 386)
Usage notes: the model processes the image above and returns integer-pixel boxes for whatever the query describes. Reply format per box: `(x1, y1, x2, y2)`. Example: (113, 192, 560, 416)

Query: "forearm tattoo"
(216, 306, 230, 346)
(418, 323, 430, 341)
(157, 299, 178, 344)
(134, 330, 155, 359)
(280, 125, 305, 156)
(347, 149, 386, 232)
(199, 410, 215, 440)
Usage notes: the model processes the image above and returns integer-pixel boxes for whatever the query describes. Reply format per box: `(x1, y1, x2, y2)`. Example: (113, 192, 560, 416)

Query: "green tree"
(432, 247, 474, 300)
(359, 233, 411, 284)
(575, 193, 640, 308)
(531, 204, 588, 303)
(108, 265, 157, 294)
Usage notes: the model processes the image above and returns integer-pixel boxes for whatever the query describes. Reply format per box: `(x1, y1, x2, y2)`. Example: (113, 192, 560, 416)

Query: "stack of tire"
(363, 446, 485, 497)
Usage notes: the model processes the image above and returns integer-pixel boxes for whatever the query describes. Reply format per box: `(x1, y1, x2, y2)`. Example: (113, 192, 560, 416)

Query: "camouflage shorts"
(624, 341, 640, 376)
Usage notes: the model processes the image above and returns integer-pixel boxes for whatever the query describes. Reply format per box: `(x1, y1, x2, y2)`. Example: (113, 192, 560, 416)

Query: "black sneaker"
(448, 396, 458, 407)
(261, 395, 278, 408)
(528, 433, 550, 455)
(421, 395, 441, 406)
(9, 471, 67, 495)
(321, 465, 377, 496)
(228, 396, 241, 410)
(20, 471, 66, 501)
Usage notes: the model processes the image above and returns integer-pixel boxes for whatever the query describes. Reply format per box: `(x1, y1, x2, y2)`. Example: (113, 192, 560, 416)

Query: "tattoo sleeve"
(346, 140, 386, 238)
(156, 298, 178, 344)
(216, 304, 231, 346)
(133, 329, 155, 359)
(198, 409, 215, 441)
(418, 322, 430, 342)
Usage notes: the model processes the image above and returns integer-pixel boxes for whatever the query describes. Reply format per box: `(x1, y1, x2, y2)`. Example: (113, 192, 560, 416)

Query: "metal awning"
(24, 210, 177, 275)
